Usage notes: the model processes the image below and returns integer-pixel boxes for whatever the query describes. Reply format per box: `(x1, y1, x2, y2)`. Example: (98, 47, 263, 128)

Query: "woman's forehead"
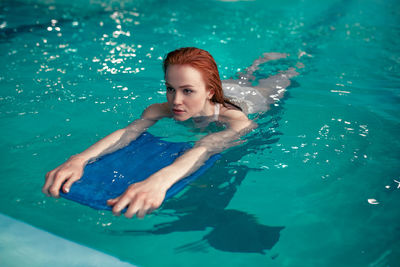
(165, 65, 205, 86)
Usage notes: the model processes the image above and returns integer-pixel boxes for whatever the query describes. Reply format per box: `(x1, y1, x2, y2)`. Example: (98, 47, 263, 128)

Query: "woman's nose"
(173, 92, 183, 104)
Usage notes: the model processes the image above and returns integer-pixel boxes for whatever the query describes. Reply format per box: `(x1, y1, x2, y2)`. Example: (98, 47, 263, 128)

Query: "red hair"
(163, 47, 241, 110)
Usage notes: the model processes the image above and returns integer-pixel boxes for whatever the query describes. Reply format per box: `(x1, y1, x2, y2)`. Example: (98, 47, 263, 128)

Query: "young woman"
(42, 47, 298, 218)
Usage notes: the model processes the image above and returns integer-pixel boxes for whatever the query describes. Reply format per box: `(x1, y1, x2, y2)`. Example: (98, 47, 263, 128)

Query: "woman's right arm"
(42, 103, 170, 197)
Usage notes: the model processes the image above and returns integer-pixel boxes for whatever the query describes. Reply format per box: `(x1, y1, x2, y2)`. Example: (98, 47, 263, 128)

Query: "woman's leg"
(238, 52, 288, 81)
(223, 52, 288, 86)
(255, 67, 299, 104)
(222, 52, 299, 112)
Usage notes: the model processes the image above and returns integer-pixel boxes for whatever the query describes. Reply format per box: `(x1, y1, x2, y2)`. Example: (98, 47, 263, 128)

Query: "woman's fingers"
(108, 191, 160, 219)
(106, 196, 120, 206)
(62, 173, 81, 193)
(48, 170, 73, 198)
(136, 206, 152, 219)
(125, 198, 144, 219)
(111, 194, 132, 216)
(146, 207, 156, 215)
(43, 157, 86, 197)
(42, 170, 56, 196)
(108, 180, 166, 219)
(43, 169, 66, 197)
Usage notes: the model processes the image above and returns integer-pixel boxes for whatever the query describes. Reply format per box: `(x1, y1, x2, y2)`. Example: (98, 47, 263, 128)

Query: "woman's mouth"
(173, 108, 185, 115)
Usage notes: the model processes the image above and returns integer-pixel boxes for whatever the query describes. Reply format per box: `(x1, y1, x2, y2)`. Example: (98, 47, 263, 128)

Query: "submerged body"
(43, 48, 298, 218)
(222, 52, 298, 114)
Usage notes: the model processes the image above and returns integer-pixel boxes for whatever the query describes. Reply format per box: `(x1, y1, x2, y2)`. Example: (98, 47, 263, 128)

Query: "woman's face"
(165, 64, 214, 121)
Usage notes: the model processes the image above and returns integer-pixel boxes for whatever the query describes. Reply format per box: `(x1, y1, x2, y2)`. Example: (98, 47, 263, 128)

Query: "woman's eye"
(166, 87, 175, 93)
(183, 89, 193, 94)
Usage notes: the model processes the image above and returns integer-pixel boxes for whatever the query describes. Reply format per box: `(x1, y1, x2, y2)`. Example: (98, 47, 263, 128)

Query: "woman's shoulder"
(217, 102, 255, 132)
(220, 108, 254, 133)
(219, 103, 249, 121)
(142, 102, 171, 120)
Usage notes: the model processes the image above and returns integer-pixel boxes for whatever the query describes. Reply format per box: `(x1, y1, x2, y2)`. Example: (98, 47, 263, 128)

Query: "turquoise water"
(1, 0, 399, 266)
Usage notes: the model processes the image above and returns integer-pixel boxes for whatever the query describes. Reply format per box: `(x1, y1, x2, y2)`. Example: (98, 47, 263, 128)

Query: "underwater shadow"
(175, 208, 284, 255)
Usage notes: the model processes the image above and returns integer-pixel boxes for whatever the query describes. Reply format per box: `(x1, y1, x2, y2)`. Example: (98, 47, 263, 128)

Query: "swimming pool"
(1, 0, 399, 266)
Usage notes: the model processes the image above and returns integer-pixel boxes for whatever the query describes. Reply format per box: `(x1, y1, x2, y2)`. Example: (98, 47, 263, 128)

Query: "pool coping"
(0, 213, 137, 267)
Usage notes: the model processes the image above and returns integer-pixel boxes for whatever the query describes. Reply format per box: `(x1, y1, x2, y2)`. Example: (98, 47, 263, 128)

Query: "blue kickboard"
(60, 132, 220, 210)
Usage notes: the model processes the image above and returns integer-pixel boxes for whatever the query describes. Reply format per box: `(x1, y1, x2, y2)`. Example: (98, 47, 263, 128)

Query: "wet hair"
(163, 47, 242, 111)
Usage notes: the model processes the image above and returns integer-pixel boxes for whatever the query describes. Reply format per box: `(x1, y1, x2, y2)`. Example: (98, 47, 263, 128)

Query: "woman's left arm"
(107, 110, 256, 218)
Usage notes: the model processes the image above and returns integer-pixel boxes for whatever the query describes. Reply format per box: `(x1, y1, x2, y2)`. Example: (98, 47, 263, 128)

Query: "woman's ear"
(207, 89, 215, 100)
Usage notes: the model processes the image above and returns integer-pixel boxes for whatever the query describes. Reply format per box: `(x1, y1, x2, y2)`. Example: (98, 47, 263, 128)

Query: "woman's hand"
(42, 155, 87, 197)
(107, 175, 167, 219)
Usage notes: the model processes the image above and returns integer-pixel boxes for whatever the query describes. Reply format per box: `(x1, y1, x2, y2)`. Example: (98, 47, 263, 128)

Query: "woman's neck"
(195, 101, 216, 118)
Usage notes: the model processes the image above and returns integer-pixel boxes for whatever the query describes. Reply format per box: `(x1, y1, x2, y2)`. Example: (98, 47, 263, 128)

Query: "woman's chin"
(173, 115, 190, 121)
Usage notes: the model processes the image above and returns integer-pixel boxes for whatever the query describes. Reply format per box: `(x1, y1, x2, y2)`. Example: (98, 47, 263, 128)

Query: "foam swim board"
(60, 132, 221, 211)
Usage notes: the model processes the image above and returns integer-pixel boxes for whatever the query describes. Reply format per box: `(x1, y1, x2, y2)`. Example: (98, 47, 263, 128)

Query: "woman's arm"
(156, 110, 256, 185)
(42, 103, 169, 197)
(107, 109, 256, 218)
